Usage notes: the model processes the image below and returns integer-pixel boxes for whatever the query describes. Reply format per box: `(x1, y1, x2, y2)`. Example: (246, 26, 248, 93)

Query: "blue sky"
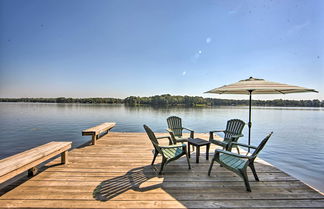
(0, 0, 323, 100)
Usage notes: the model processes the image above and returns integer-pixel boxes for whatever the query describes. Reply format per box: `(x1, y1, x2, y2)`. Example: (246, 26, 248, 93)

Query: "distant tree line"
(123, 94, 324, 107)
(0, 97, 122, 104)
(1, 95, 323, 107)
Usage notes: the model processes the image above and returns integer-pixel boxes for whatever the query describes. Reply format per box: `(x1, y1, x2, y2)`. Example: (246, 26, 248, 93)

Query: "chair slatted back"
(143, 125, 161, 153)
(251, 132, 273, 158)
(167, 116, 183, 137)
(223, 119, 245, 143)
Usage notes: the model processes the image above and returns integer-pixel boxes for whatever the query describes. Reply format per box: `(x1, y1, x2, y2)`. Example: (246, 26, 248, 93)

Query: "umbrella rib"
(274, 89, 286, 94)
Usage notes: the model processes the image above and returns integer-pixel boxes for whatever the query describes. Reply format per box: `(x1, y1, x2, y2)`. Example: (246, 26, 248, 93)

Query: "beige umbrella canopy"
(205, 77, 318, 148)
(206, 77, 318, 95)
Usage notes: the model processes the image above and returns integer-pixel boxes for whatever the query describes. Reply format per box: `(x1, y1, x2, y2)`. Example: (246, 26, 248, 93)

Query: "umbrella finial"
(241, 77, 260, 82)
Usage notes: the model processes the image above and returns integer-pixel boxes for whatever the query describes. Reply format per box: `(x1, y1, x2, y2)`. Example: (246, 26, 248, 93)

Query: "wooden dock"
(0, 132, 323, 208)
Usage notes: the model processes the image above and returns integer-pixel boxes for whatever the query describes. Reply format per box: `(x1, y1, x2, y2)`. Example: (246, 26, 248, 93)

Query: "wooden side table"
(187, 138, 210, 163)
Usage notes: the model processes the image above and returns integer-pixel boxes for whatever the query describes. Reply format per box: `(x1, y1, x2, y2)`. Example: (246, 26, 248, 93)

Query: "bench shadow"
(0, 161, 62, 196)
(93, 165, 162, 201)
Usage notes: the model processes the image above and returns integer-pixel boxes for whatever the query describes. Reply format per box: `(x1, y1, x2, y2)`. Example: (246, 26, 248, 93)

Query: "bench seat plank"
(82, 122, 116, 145)
(0, 142, 72, 183)
(82, 122, 116, 135)
(0, 142, 64, 163)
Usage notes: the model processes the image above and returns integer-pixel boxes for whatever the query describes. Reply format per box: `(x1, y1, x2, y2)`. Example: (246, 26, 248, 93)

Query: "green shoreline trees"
(0, 94, 323, 107)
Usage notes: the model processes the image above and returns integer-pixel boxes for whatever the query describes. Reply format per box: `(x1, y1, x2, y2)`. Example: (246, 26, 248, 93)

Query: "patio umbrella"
(205, 77, 318, 148)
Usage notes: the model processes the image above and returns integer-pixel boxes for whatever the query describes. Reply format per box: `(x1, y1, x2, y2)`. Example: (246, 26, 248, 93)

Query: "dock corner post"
(61, 151, 68, 164)
(92, 134, 96, 145)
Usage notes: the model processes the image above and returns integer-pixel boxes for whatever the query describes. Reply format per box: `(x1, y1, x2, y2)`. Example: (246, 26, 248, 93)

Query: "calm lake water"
(0, 102, 323, 192)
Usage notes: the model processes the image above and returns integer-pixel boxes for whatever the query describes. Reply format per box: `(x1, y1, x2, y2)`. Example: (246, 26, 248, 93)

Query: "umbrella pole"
(248, 90, 253, 152)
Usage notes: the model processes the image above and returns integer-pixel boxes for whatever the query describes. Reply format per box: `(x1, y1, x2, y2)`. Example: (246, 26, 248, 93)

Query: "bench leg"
(61, 151, 68, 164)
(92, 134, 96, 145)
(28, 167, 38, 176)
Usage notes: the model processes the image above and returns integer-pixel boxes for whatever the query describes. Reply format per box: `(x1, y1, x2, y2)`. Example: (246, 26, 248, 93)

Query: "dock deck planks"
(0, 132, 323, 208)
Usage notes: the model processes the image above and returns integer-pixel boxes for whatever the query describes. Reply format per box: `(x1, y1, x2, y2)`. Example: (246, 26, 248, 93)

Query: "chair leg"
(249, 162, 259, 181)
(159, 158, 167, 175)
(208, 158, 215, 176)
(151, 149, 158, 165)
(236, 146, 240, 154)
(240, 170, 251, 192)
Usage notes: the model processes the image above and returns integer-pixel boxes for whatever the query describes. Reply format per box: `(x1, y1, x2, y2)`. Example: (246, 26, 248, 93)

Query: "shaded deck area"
(1, 132, 323, 208)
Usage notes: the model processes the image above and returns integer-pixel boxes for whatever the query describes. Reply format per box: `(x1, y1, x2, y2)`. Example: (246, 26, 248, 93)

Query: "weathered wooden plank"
(4, 179, 307, 188)
(37, 170, 291, 178)
(36, 171, 284, 182)
(3, 185, 320, 196)
(2, 192, 324, 201)
(0, 199, 324, 208)
(44, 164, 281, 174)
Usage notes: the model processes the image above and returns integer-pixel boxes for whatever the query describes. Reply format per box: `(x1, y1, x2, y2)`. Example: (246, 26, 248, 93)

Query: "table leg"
(188, 142, 191, 158)
(196, 146, 200, 163)
(206, 144, 210, 160)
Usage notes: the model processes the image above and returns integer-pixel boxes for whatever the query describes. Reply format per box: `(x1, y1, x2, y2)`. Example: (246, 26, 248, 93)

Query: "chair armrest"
(229, 142, 257, 149)
(209, 130, 225, 133)
(166, 128, 174, 134)
(215, 149, 252, 159)
(229, 134, 244, 139)
(183, 127, 194, 138)
(156, 136, 173, 145)
(183, 127, 193, 132)
(209, 130, 225, 140)
(160, 144, 186, 149)
(156, 136, 171, 140)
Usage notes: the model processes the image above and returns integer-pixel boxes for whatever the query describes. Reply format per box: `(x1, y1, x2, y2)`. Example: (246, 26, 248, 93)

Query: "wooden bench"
(82, 122, 116, 145)
(0, 141, 72, 184)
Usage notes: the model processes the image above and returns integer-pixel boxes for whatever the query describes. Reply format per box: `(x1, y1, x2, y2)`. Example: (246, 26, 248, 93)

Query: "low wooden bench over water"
(0, 132, 323, 208)
(0, 141, 71, 184)
(82, 122, 116, 145)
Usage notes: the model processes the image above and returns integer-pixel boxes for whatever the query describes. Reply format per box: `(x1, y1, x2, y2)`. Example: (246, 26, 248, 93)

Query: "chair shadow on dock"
(93, 165, 163, 201)
(91, 156, 324, 208)
(92, 153, 272, 203)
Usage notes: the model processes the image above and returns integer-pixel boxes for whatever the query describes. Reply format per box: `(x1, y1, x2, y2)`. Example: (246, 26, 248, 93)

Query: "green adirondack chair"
(209, 119, 245, 153)
(144, 125, 191, 175)
(208, 132, 273, 192)
(167, 116, 194, 144)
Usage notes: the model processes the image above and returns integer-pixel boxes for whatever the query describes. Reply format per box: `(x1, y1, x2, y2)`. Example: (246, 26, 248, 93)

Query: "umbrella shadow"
(93, 165, 162, 201)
